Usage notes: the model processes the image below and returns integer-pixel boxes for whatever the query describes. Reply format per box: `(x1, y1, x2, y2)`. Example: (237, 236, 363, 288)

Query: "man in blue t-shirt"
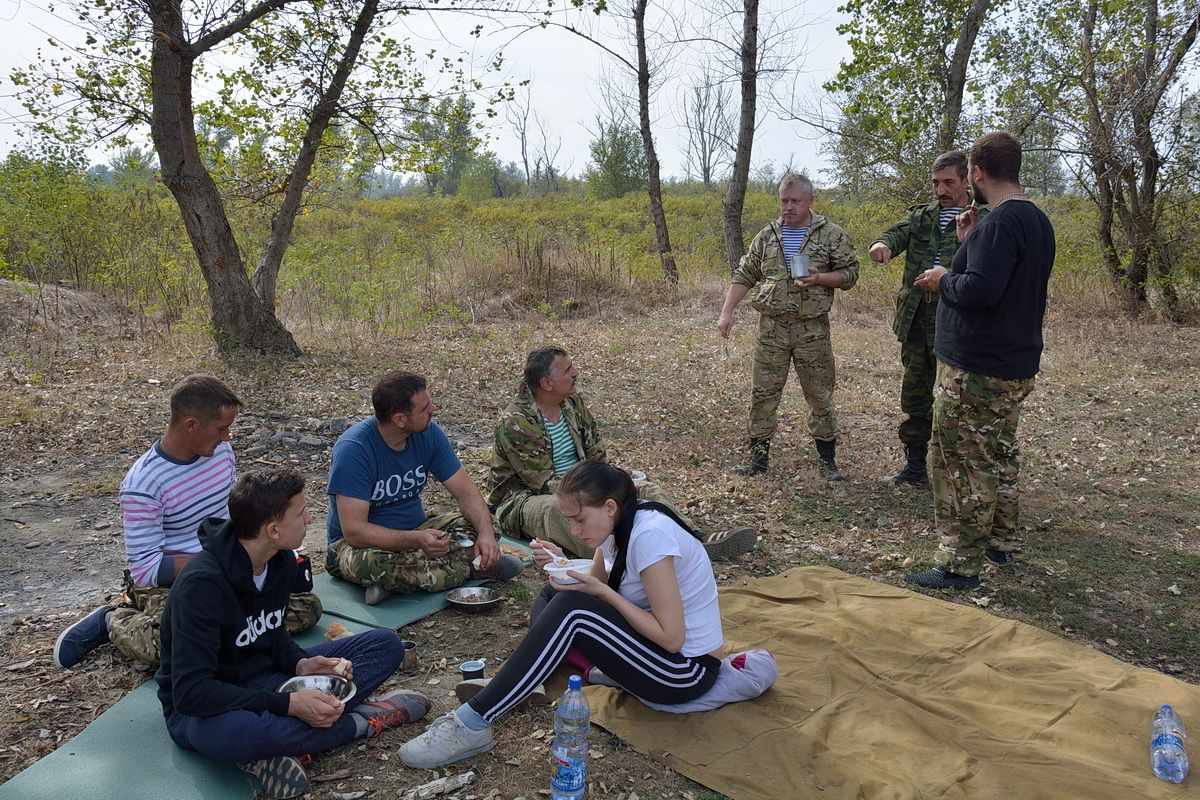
(326, 371, 523, 605)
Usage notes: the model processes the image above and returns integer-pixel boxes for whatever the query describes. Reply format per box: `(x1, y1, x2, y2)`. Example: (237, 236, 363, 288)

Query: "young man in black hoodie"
(156, 469, 431, 799)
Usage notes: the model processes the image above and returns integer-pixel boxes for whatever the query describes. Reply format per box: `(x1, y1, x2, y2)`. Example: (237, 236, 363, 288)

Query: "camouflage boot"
(815, 438, 845, 482)
(734, 438, 770, 476)
(886, 443, 928, 486)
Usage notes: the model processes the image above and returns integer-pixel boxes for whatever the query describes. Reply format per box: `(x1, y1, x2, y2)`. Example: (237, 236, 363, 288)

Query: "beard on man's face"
(970, 180, 987, 205)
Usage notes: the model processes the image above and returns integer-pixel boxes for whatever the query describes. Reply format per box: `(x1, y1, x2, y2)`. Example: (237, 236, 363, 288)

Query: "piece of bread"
(333, 657, 351, 677)
(324, 621, 349, 641)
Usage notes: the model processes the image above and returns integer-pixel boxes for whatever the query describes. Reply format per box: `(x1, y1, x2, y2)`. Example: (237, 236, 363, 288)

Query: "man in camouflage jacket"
(488, 347, 756, 559)
(870, 151, 979, 486)
(488, 350, 606, 557)
(718, 174, 860, 480)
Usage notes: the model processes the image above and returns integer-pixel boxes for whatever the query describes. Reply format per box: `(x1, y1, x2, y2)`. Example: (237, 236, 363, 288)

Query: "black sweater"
(155, 519, 309, 718)
(934, 201, 1056, 380)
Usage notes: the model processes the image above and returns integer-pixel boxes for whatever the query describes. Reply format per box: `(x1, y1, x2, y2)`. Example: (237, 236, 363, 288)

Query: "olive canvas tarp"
(585, 566, 1198, 800)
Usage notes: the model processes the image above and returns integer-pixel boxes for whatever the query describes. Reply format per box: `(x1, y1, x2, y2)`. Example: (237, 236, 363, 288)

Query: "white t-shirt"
(599, 509, 723, 658)
(252, 564, 269, 592)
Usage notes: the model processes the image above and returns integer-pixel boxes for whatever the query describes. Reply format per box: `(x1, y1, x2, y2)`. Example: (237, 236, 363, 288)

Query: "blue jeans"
(165, 629, 404, 762)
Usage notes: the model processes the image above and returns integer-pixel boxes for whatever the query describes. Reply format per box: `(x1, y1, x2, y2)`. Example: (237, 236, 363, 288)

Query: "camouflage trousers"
(108, 575, 323, 666)
(749, 314, 838, 441)
(327, 512, 478, 594)
(517, 481, 693, 559)
(931, 361, 1035, 577)
(898, 303, 937, 445)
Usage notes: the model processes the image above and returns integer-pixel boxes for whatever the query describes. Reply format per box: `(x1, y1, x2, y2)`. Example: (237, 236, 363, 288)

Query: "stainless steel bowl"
(277, 674, 357, 704)
(445, 585, 502, 612)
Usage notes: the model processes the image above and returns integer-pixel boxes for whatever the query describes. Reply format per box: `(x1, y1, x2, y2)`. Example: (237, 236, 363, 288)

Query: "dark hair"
(169, 375, 242, 424)
(372, 371, 427, 421)
(228, 468, 305, 540)
(524, 346, 569, 392)
(556, 461, 700, 591)
(932, 150, 968, 178)
(970, 132, 1022, 184)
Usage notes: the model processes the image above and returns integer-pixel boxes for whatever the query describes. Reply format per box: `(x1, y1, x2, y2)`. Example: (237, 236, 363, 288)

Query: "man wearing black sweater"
(156, 469, 430, 799)
(904, 132, 1055, 591)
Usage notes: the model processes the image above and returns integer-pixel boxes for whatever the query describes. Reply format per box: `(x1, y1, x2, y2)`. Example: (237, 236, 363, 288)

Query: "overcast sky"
(0, 0, 849, 182)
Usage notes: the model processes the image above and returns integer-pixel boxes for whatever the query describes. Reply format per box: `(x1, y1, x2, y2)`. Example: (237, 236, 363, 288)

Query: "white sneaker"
(399, 711, 494, 768)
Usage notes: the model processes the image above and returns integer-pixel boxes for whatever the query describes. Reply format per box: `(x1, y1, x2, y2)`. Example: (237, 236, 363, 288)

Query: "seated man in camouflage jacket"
(486, 346, 756, 559)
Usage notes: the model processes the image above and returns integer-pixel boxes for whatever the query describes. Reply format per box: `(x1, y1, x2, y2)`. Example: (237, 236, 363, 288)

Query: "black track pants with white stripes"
(467, 589, 719, 723)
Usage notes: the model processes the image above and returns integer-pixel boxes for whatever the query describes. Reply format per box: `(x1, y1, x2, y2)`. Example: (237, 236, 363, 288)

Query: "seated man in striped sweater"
(53, 375, 322, 669)
(487, 347, 757, 559)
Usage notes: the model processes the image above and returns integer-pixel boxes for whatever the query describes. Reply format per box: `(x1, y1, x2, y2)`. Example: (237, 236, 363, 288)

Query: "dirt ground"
(1, 281, 1198, 798)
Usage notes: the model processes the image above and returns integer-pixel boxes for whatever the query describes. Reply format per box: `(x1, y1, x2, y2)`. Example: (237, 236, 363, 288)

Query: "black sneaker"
(984, 549, 1014, 567)
(905, 567, 980, 591)
(238, 755, 310, 799)
(53, 606, 112, 669)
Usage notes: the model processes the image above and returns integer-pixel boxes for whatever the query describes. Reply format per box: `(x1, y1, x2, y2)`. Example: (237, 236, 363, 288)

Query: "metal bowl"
(446, 585, 503, 612)
(277, 674, 357, 705)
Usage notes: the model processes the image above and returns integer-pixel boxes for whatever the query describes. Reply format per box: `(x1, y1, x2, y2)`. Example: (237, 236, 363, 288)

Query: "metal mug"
(790, 253, 811, 278)
(400, 639, 418, 673)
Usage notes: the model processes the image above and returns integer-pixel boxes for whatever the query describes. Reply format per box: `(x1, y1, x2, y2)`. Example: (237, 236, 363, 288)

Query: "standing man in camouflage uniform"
(326, 371, 523, 605)
(487, 346, 756, 558)
(718, 174, 860, 480)
(53, 375, 322, 670)
(905, 132, 1055, 590)
(869, 151, 976, 486)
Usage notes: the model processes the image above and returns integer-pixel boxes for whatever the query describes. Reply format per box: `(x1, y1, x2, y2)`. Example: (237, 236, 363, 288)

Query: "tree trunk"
(1151, 233, 1182, 322)
(634, 0, 678, 285)
(147, 0, 298, 356)
(937, 0, 990, 152)
(254, 0, 378, 310)
(722, 0, 757, 275)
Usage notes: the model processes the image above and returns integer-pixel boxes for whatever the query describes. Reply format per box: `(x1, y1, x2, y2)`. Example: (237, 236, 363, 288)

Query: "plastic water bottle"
(1151, 704, 1189, 783)
(550, 675, 590, 800)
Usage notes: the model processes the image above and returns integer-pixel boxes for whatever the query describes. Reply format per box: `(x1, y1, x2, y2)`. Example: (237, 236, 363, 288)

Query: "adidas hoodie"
(155, 517, 310, 719)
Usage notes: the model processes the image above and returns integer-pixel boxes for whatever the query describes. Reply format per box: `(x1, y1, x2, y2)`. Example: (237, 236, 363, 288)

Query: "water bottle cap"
(1162, 704, 1175, 711)
(568, 675, 583, 690)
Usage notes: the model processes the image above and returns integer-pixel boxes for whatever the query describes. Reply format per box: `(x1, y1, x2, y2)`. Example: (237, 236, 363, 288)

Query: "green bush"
(7, 150, 1183, 336)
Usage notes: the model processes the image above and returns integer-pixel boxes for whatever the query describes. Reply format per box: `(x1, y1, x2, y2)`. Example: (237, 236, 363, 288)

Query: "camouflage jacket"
(731, 213, 860, 320)
(873, 199, 985, 342)
(486, 383, 606, 536)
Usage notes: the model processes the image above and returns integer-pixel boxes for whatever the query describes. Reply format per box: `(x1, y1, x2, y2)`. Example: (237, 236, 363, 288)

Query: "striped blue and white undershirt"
(780, 224, 809, 262)
(544, 415, 579, 477)
(931, 207, 962, 268)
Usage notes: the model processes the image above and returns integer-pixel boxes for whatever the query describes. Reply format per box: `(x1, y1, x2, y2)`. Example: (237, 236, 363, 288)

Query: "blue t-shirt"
(325, 418, 463, 545)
